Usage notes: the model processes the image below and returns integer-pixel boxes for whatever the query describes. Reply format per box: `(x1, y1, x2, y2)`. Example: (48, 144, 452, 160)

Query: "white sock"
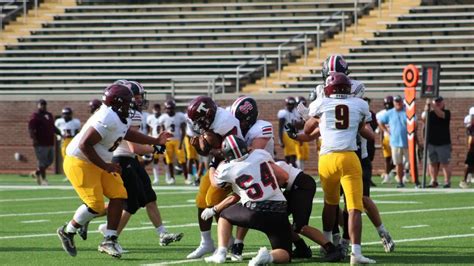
(187, 174, 193, 181)
(104, 229, 117, 238)
(165, 166, 170, 179)
(352, 244, 362, 256)
(376, 224, 386, 235)
(216, 246, 227, 255)
(268, 253, 274, 263)
(65, 221, 78, 233)
(72, 204, 97, 225)
(152, 164, 159, 182)
(323, 231, 333, 243)
(234, 239, 244, 244)
(156, 225, 167, 235)
(201, 230, 213, 244)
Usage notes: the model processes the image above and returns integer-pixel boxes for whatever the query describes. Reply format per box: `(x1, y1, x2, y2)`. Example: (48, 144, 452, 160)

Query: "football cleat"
(248, 247, 272, 266)
(459, 181, 469, 189)
(98, 235, 122, 258)
(350, 253, 376, 264)
(292, 245, 312, 259)
(230, 243, 244, 261)
(78, 221, 89, 241)
(187, 242, 215, 259)
(380, 231, 395, 253)
(323, 246, 345, 262)
(204, 251, 227, 264)
(184, 178, 193, 185)
(57, 225, 77, 257)
(443, 183, 451, 188)
(428, 181, 439, 188)
(159, 232, 184, 246)
(340, 238, 351, 256)
(165, 177, 176, 185)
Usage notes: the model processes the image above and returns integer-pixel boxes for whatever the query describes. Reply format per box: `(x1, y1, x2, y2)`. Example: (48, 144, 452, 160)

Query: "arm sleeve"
(255, 121, 273, 139)
(308, 98, 323, 117)
(214, 163, 232, 188)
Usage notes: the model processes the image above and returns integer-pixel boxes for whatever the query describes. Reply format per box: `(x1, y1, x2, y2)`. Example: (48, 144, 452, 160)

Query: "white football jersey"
(114, 111, 143, 158)
(214, 149, 286, 204)
(210, 107, 243, 138)
(146, 114, 161, 137)
(67, 105, 130, 163)
(309, 96, 370, 155)
(277, 108, 300, 125)
(245, 120, 274, 156)
(275, 161, 302, 190)
(55, 118, 81, 138)
(140, 111, 150, 135)
(158, 112, 186, 140)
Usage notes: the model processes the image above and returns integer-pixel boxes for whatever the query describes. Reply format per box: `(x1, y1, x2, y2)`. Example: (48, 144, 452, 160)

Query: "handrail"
(277, 32, 308, 79)
(235, 54, 267, 93)
(171, 75, 225, 98)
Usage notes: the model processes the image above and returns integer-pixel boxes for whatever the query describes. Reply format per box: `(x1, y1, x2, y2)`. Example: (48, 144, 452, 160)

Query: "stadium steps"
(0, 0, 76, 52)
(242, 0, 421, 93)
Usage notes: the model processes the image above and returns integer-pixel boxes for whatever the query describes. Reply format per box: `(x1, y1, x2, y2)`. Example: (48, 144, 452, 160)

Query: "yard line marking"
(0, 196, 77, 203)
(145, 234, 474, 265)
(372, 200, 419, 204)
(0, 185, 199, 191)
(401, 224, 429, 229)
(20, 219, 50, 224)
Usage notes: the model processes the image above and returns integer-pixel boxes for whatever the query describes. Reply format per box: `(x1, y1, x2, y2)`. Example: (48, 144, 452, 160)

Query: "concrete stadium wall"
(0, 96, 472, 178)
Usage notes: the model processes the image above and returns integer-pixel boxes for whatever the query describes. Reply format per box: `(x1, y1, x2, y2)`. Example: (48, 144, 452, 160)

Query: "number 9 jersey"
(308, 96, 370, 156)
(66, 105, 131, 163)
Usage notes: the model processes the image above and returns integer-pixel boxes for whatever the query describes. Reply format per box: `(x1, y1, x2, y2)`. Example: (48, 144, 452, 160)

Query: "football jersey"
(214, 149, 285, 204)
(140, 111, 150, 135)
(146, 114, 161, 137)
(67, 105, 130, 163)
(210, 107, 243, 138)
(275, 161, 302, 190)
(158, 112, 186, 140)
(55, 118, 81, 138)
(245, 120, 274, 156)
(277, 108, 300, 126)
(114, 111, 143, 157)
(309, 96, 370, 155)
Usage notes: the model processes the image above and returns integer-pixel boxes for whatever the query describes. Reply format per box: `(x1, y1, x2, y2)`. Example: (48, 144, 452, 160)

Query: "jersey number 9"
(335, 105, 349, 129)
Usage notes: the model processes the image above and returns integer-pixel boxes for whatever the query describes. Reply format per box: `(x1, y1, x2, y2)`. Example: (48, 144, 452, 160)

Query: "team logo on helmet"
(238, 100, 254, 115)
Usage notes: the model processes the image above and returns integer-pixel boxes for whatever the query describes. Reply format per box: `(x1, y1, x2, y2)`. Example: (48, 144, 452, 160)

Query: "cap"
(393, 95, 403, 102)
(37, 99, 47, 105)
(434, 96, 444, 102)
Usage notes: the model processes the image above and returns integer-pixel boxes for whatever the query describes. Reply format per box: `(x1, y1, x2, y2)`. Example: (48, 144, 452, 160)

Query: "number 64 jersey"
(213, 149, 286, 204)
(66, 105, 130, 163)
(308, 96, 370, 156)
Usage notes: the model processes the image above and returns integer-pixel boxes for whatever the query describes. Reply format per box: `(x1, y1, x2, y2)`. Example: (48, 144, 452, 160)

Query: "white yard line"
(20, 219, 50, 224)
(0, 185, 199, 191)
(401, 224, 429, 229)
(0, 196, 77, 203)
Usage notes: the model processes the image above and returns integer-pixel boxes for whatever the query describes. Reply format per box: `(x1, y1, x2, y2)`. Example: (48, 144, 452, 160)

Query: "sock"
(72, 204, 97, 225)
(165, 167, 170, 179)
(152, 164, 159, 182)
(201, 230, 212, 244)
(323, 231, 333, 243)
(234, 239, 244, 245)
(376, 224, 386, 235)
(268, 253, 274, 263)
(187, 174, 193, 181)
(65, 221, 79, 234)
(156, 225, 167, 235)
(352, 244, 362, 256)
(104, 229, 117, 238)
(216, 246, 227, 255)
(293, 238, 308, 250)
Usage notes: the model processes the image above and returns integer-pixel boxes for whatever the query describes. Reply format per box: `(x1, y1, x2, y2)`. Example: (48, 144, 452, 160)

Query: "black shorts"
(361, 157, 372, 197)
(465, 151, 474, 166)
(220, 202, 292, 254)
(283, 172, 316, 232)
(112, 156, 157, 214)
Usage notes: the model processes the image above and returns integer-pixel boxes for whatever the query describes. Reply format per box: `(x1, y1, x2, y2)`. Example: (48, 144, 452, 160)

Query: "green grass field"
(0, 174, 473, 265)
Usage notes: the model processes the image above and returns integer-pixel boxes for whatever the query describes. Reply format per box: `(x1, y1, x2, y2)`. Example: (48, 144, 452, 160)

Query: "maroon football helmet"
(102, 84, 134, 121)
(89, 99, 102, 114)
(187, 96, 217, 131)
(324, 72, 351, 97)
(384, 95, 394, 110)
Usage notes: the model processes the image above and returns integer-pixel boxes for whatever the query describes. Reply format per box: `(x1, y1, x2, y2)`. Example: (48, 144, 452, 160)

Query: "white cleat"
(459, 181, 469, 189)
(350, 253, 376, 265)
(97, 223, 107, 237)
(166, 177, 176, 185)
(184, 179, 193, 185)
(248, 247, 272, 266)
(380, 231, 395, 253)
(187, 243, 215, 259)
(204, 251, 227, 264)
(381, 174, 391, 184)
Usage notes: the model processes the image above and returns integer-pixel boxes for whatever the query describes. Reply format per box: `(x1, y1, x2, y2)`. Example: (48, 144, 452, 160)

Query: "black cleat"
(98, 235, 122, 258)
(230, 243, 244, 261)
(78, 221, 89, 240)
(323, 246, 345, 262)
(57, 225, 77, 257)
(292, 245, 312, 259)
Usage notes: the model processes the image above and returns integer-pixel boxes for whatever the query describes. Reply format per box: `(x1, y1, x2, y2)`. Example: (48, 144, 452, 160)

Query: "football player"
(55, 107, 81, 161)
(56, 84, 171, 259)
(277, 97, 299, 166)
(159, 100, 189, 184)
(305, 72, 375, 264)
(186, 96, 243, 259)
(89, 99, 102, 114)
(294, 96, 309, 170)
(205, 135, 292, 265)
(376, 96, 396, 184)
(147, 103, 166, 184)
(184, 113, 200, 185)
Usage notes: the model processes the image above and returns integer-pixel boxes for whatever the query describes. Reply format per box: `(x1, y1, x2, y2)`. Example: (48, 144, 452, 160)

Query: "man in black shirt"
(422, 97, 452, 188)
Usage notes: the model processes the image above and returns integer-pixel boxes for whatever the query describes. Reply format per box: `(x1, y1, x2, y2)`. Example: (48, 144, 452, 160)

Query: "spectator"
(421, 97, 452, 188)
(460, 110, 474, 188)
(376, 96, 396, 184)
(378, 95, 411, 188)
(464, 107, 474, 127)
(28, 99, 58, 185)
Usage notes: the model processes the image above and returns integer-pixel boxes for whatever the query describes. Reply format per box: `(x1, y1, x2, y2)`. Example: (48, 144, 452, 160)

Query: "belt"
(244, 200, 287, 213)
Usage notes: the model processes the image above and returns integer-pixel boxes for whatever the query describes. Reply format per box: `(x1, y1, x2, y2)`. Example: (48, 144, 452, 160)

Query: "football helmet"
(321, 54, 349, 80)
(89, 99, 102, 114)
(384, 96, 394, 110)
(129, 81, 148, 111)
(222, 135, 249, 162)
(102, 84, 134, 121)
(324, 72, 351, 98)
(231, 96, 258, 132)
(165, 99, 176, 116)
(187, 96, 217, 131)
(61, 107, 72, 115)
(285, 96, 296, 111)
(296, 96, 307, 107)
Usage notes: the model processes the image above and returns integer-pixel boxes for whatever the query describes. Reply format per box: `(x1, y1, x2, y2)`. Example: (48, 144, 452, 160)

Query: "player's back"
(310, 96, 369, 155)
(210, 107, 243, 138)
(245, 120, 274, 156)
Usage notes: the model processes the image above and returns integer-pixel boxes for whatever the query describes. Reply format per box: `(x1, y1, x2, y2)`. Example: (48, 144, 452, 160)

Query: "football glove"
(153, 145, 166, 154)
(296, 102, 310, 121)
(284, 123, 298, 139)
(200, 207, 217, 221)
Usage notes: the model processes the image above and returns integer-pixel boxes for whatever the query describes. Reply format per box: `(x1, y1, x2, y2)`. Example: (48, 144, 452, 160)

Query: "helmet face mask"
(321, 54, 350, 80)
(384, 96, 394, 110)
(165, 99, 176, 116)
(285, 97, 296, 111)
(221, 135, 249, 162)
(231, 96, 258, 134)
(103, 84, 134, 121)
